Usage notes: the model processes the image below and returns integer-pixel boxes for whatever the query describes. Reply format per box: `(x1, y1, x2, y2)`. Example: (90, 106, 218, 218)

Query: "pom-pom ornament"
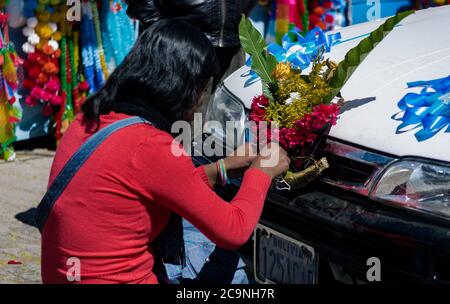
(50, 11, 63, 23)
(48, 39, 59, 51)
(27, 66, 41, 79)
(37, 72, 49, 84)
(45, 78, 60, 93)
(44, 61, 58, 74)
(36, 23, 53, 39)
(26, 17, 38, 28)
(22, 26, 35, 37)
(52, 31, 62, 41)
(50, 95, 62, 106)
(37, 11, 51, 23)
(48, 22, 58, 34)
(28, 33, 40, 45)
(22, 42, 36, 54)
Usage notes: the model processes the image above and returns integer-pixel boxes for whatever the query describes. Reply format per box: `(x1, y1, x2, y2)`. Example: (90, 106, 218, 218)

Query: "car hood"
(224, 6, 450, 163)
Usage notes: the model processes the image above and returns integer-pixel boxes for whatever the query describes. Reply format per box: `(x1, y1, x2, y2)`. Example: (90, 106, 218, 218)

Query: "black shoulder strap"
(35, 116, 151, 233)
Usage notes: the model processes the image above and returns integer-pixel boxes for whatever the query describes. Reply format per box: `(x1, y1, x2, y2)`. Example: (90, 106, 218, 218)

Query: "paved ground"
(0, 149, 54, 284)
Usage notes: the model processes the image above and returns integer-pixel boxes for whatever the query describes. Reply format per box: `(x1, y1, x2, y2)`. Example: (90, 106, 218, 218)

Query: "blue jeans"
(163, 219, 249, 284)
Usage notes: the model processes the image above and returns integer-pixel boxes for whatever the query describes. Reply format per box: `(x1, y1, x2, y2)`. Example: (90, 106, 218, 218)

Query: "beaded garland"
(90, 1, 108, 79)
(102, 0, 136, 71)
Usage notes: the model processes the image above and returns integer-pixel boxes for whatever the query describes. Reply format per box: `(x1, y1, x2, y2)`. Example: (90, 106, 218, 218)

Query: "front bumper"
(206, 167, 450, 284)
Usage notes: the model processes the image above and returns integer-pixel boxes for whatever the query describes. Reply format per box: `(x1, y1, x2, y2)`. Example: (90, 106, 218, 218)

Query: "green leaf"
(383, 17, 396, 31)
(357, 37, 373, 54)
(345, 48, 360, 67)
(239, 14, 275, 84)
(263, 83, 274, 101)
(326, 10, 415, 102)
(370, 27, 384, 44)
(396, 10, 415, 22)
(266, 50, 278, 76)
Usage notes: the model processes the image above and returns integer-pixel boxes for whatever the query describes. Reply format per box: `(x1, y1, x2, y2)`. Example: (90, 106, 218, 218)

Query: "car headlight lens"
(370, 160, 450, 219)
(204, 85, 246, 150)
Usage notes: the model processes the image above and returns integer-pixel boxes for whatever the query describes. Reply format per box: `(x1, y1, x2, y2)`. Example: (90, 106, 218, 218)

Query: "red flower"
(25, 95, 37, 107)
(248, 93, 341, 168)
(42, 104, 54, 116)
(22, 79, 36, 91)
(30, 87, 43, 100)
(249, 94, 269, 122)
(279, 104, 340, 153)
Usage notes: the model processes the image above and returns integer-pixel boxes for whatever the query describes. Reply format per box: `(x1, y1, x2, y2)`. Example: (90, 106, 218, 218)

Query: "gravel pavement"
(0, 149, 54, 284)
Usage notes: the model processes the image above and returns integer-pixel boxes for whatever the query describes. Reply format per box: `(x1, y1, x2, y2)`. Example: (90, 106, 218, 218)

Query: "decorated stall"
(0, 0, 137, 161)
(253, 0, 448, 44)
(0, 0, 22, 160)
(20, 0, 137, 142)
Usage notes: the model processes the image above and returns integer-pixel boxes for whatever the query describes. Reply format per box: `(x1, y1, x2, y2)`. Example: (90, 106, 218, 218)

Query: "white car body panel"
(223, 6, 450, 163)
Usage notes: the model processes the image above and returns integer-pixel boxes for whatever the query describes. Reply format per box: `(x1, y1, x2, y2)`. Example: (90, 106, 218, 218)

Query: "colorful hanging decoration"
(100, 0, 136, 75)
(20, 0, 137, 141)
(71, 30, 90, 114)
(0, 3, 22, 161)
(308, 0, 346, 31)
(80, 1, 104, 94)
(261, 0, 347, 44)
(22, 0, 65, 140)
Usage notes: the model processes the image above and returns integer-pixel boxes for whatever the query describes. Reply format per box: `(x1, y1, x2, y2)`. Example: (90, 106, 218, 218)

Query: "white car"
(196, 6, 450, 283)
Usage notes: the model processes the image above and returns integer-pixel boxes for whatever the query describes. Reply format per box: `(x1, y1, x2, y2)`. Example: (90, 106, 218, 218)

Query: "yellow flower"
(265, 55, 333, 129)
(273, 62, 292, 81)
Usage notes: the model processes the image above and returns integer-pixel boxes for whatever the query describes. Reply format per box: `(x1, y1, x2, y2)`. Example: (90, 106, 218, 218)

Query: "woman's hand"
(223, 143, 257, 178)
(203, 143, 256, 187)
(250, 143, 290, 179)
(204, 143, 289, 186)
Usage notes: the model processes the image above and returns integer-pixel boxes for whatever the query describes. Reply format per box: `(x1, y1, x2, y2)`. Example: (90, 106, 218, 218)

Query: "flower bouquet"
(239, 11, 414, 190)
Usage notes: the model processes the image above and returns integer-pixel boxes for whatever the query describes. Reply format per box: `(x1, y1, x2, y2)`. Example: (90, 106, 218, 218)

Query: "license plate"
(254, 224, 318, 284)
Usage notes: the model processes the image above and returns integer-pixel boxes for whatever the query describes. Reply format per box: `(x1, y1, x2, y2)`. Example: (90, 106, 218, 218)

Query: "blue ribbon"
(267, 27, 342, 70)
(393, 75, 450, 142)
(245, 27, 341, 71)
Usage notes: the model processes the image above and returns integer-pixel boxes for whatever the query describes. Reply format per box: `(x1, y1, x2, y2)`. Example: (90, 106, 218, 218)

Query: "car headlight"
(204, 85, 247, 150)
(370, 159, 450, 219)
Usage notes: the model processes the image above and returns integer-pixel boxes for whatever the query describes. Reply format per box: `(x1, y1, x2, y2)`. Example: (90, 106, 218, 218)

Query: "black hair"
(82, 19, 217, 131)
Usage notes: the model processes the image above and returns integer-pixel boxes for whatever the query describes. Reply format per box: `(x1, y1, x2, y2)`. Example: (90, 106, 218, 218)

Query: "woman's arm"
(199, 163, 218, 188)
(131, 133, 272, 250)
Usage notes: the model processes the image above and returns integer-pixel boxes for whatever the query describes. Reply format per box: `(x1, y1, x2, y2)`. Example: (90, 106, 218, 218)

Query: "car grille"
(317, 139, 396, 195)
(318, 151, 377, 185)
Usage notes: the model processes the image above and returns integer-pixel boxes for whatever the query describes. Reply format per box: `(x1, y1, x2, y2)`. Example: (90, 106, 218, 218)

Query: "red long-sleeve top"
(41, 112, 271, 284)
